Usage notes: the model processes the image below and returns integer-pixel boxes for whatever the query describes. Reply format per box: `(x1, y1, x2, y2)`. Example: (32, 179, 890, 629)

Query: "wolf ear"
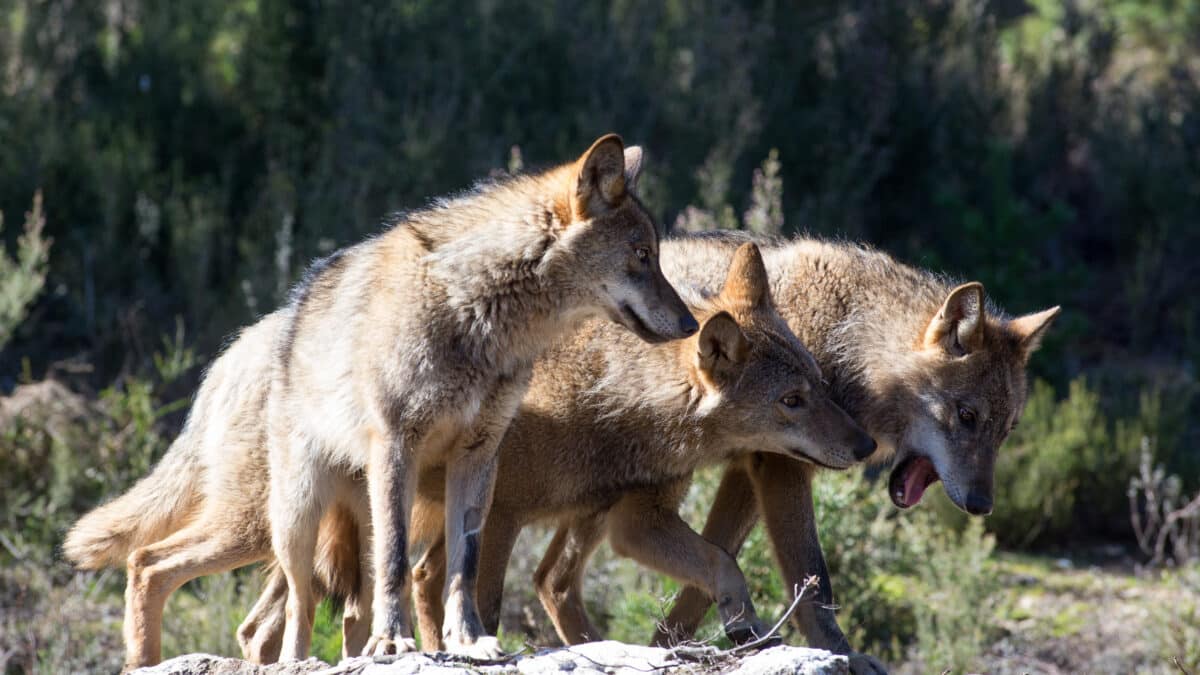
(720, 242, 770, 307)
(697, 311, 748, 383)
(923, 282, 985, 356)
(572, 133, 627, 221)
(623, 146, 644, 193)
(1006, 306, 1061, 357)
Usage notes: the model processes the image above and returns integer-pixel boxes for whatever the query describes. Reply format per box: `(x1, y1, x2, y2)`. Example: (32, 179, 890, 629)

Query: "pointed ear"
(571, 134, 627, 221)
(720, 242, 770, 307)
(923, 282, 985, 356)
(623, 145, 644, 193)
(697, 311, 748, 383)
(1006, 306, 1060, 356)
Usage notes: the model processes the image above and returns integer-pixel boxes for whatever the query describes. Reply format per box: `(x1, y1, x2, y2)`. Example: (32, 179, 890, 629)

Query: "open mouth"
(790, 449, 850, 471)
(618, 303, 670, 344)
(888, 455, 941, 508)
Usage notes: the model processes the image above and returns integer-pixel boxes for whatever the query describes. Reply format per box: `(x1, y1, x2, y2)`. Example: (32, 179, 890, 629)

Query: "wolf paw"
(725, 619, 779, 647)
(848, 651, 888, 675)
(363, 634, 417, 657)
(442, 634, 505, 660)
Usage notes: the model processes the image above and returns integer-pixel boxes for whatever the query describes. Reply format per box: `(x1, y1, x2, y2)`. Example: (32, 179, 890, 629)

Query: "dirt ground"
(972, 551, 1199, 675)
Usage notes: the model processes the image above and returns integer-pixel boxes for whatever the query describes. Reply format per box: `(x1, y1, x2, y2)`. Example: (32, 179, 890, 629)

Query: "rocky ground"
(131, 642, 849, 675)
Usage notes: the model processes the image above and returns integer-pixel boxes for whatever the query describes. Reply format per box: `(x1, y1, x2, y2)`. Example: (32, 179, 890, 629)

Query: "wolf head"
(691, 243, 875, 469)
(887, 282, 1061, 515)
(556, 134, 698, 343)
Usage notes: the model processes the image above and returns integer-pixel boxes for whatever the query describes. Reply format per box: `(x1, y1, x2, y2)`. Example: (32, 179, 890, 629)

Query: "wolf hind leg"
(270, 436, 336, 661)
(533, 512, 607, 644)
(123, 512, 267, 669)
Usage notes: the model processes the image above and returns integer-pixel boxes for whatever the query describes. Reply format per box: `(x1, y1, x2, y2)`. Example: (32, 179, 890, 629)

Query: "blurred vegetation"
(0, 192, 50, 352)
(2, 0, 1200, 671)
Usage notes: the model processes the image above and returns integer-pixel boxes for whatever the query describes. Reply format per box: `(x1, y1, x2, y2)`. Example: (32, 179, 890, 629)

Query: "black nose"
(853, 435, 878, 461)
(964, 492, 993, 516)
(679, 315, 699, 336)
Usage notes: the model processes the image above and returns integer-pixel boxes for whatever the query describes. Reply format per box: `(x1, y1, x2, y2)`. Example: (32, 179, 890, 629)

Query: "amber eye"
(782, 394, 804, 409)
(634, 246, 649, 261)
(958, 406, 977, 429)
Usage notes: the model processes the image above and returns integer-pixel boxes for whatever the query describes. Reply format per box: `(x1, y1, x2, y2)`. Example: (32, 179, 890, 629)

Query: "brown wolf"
(638, 232, 1060, 654)
(64, 134, 698, 668)
(241, 242, 876, 663)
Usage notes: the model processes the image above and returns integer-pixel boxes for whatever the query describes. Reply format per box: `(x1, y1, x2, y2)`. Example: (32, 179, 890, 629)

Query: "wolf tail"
(63, 433, 202, 570)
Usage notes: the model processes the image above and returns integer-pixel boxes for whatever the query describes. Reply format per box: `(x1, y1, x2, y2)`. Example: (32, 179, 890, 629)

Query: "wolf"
(240, 242, 877, 665)
(64, 134, 698, 668)
(638, 232, 1060, 654)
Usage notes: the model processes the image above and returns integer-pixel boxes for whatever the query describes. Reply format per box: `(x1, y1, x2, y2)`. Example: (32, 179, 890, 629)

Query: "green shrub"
(1150, 565, 1200, 673)
(811, 473, 1001, 669)
(0, 191, 50, 351)
(904, 518, 998, 673)
(982, 378, 1114, 547)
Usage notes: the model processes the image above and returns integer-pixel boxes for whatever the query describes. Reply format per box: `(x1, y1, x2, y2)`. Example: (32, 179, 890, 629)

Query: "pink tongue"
(903, 457, 936, 506)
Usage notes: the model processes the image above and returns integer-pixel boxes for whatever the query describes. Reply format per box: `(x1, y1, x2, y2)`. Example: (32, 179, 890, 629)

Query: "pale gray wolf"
(63, 312, 374, 669)
(64, 134, 698, 668)
(241, 242, 880, 669)
(264, 132, 695, 662)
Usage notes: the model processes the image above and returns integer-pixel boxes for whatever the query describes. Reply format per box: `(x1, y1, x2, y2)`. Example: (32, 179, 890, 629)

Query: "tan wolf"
(64, 134, 698, 668)
(240, 242, 877, 665)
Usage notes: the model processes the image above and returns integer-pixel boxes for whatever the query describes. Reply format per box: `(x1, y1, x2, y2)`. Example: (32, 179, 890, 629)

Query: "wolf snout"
(853, 435, 878, 461)
(963, 491, 993, 516)
(679, 314, 699, 336)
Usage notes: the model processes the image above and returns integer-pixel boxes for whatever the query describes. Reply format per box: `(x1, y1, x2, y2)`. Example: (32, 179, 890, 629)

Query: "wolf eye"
(958, 406, 977, 429)
(781, 394, 804, 409)
(634, 246, 649, 261)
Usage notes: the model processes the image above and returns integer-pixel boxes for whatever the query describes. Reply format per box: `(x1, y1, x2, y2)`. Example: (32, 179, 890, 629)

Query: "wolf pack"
(65, 134, 1060, 674)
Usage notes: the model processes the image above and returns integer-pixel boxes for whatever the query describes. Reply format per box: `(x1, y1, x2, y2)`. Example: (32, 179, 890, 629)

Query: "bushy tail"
(63, 435, 202, 570)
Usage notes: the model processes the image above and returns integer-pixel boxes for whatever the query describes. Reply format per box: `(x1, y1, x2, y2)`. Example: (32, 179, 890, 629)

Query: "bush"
(1151, 565, 1200, 673)
(812, 472, 1000, 668)
(0, 191, 50, 352)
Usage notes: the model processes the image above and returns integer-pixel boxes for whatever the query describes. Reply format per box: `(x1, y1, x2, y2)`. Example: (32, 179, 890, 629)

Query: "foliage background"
(1, 0, 1199, 672)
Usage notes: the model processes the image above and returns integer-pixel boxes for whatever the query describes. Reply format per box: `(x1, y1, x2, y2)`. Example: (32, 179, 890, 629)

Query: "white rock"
(134, 642, 849, 675)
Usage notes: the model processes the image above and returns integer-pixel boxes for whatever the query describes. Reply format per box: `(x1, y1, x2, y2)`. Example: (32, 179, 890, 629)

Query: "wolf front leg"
(411, 500, 522, 649)
(608, 481, 769, 646)
(439, 379, 525, 659)
(364, 429, 419, 656)
(652, 461, 759, 646)
(748, 453, 887, 675)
